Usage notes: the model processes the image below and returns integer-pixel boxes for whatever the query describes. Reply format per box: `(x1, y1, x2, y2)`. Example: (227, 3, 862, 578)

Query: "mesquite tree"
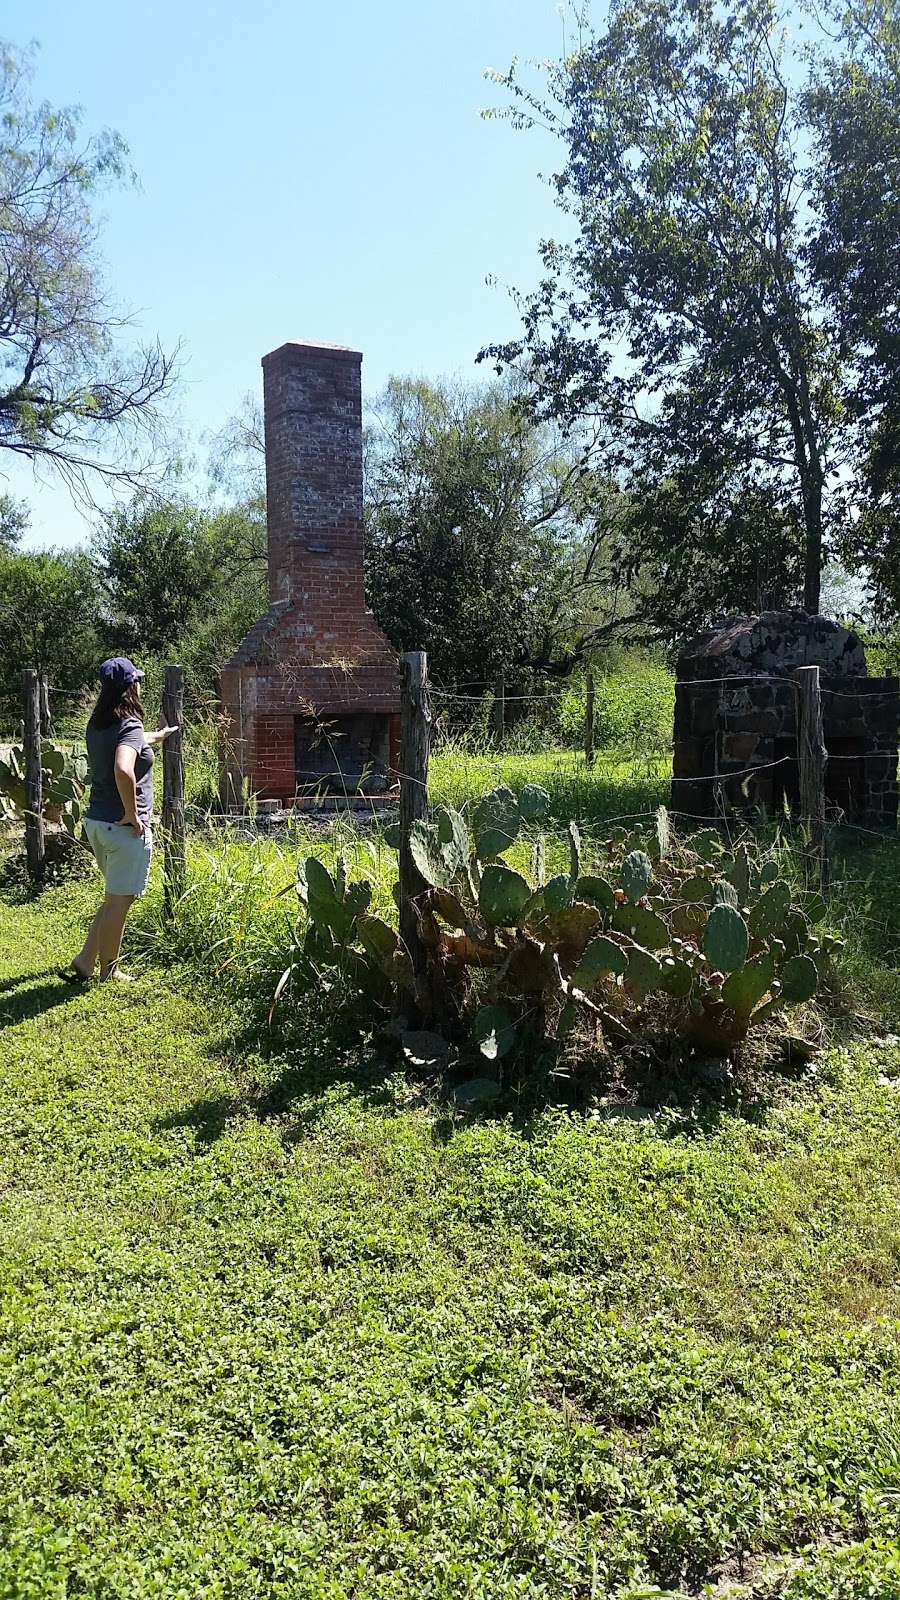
(0, 41, 177, 504)
(482, 0, 859, 631)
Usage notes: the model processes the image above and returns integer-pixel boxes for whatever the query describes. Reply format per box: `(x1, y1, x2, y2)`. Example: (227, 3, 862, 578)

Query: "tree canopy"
(363, 376, 587, 685)
(0, 41, 177, 505)
(482, 0, 900, 638)
(0, 545, 101, 716)
(805, 0, 900, 621)
(95, 496, 266, 664)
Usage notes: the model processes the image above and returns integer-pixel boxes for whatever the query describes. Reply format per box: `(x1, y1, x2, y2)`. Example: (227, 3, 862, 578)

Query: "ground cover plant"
(2, 867, 900, 1598)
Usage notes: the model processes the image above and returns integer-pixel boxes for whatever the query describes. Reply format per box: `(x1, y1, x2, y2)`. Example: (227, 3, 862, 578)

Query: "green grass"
(428, 743, 671, 829)
(2, 877, 900, 1596)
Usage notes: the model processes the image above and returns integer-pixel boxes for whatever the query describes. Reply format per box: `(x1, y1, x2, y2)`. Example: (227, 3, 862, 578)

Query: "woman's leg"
(98, 893, 137, 980)
(72, 901, 106, 977)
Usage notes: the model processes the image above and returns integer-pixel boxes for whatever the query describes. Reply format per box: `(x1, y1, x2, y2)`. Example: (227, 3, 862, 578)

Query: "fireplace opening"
(294, 712, 391, 795)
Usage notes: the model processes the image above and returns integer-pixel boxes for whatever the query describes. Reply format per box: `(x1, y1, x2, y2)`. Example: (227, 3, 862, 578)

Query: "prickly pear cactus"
(285, 802, 834, 1066)
(703, 904, 750, 973)
(0, 739, 87, 836)
(473, 787, 520, 859)
(622, 850, 653, 903)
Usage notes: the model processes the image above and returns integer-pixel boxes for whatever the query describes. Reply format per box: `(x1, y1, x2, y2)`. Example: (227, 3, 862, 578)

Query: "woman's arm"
(146, 725, 178, 747)
(113, 745, 144, 835)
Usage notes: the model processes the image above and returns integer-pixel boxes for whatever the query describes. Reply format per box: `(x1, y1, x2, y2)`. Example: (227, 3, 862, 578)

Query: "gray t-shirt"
(85, 717, 154, 825)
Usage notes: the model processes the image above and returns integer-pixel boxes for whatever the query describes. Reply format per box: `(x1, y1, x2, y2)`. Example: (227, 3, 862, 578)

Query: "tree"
(805, 0, 900, 620)
(363, 376, 586, 686)
(0, 546, 102, 716)
(482, 0, 856, 636)
(96, 496, 266, 660)
(0, 492, 28, 548)
(207, 394, 265, 515)
(0, 41, 177, 504)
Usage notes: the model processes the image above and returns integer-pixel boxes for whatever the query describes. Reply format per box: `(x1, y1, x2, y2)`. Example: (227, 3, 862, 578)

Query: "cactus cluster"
(290, 854, 412, 1008)
(0, 741, 87, 836)
(402, 791, 836, 1058)
(287, 787, 838, 1067)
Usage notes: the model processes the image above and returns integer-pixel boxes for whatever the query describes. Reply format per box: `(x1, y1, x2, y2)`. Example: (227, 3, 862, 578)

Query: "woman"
(66, 657, 177, 982)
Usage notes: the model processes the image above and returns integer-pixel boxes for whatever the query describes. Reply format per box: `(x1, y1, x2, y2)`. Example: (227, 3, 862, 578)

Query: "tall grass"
(131, 818, 398, 998)
(429, 740, 671, 827)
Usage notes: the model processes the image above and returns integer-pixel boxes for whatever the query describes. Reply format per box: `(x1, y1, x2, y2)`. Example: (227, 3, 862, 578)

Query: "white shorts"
(84, 818, 153, 896)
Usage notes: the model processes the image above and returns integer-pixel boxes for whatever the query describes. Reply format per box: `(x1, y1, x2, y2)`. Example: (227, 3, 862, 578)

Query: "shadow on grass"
(154, 1007, 403, 1150)
(0, 975, 89, 1030)
(153, 990, 783, 1156)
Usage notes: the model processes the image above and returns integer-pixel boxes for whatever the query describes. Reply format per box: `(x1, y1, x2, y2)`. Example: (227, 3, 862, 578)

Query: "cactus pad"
(472, 1003, 516, 1059)
(703, 903, 749, 972)
(479, 865, 532, 927)
(518, 784, 551, 822)
(622, 849, 653, 903)
(474, 786, 520, 858)
(572, 934, 629, 989)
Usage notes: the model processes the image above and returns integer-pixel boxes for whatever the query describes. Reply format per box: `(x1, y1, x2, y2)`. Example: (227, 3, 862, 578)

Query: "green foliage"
(0, 492, 28, 549)
(0, 738, 87, 835)
(0, 547, 102, 719)
(481, 0, 899, 630)
(363, 375, 582, 684)
(558, 662, 675, 751)
(96, 496, 266, 665)
(287, 792, 831, 1062)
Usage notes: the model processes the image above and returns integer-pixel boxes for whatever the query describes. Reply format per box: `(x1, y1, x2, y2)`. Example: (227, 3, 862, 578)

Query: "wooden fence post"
(399, 651, 432, 1008)
(22, 668, 45, 885)
(39, 674, 52, 738)
(492, 673, 506, 743)
(585, 671, 596, 769)
(795, 664, 829, 893)
(162, 665, 185, 915)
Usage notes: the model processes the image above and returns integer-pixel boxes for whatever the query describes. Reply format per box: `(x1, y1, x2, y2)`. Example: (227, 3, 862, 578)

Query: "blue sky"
(6, 0, 568, 549)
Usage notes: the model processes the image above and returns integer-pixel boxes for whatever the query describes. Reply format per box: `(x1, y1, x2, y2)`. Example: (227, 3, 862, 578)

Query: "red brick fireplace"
(219, 341, 399, 806)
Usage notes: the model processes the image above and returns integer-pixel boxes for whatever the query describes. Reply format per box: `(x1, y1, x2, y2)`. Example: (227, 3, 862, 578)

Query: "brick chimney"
(219, 342, 399, 805)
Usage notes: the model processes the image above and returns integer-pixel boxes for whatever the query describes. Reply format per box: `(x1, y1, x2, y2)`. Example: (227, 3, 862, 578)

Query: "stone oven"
(219, 342, 399, 807)
(672, 611, 899, 828)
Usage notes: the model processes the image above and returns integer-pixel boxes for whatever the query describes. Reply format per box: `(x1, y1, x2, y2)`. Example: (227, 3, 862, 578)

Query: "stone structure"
(672, 611, 899, 828)
(219, 342, 399, 806)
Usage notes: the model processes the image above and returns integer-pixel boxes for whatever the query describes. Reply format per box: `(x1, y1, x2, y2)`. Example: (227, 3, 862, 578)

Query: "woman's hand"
(148, 725, 179, 746)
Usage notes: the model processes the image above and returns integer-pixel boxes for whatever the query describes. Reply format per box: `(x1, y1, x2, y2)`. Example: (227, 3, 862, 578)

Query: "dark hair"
(88, 679, 145, 731)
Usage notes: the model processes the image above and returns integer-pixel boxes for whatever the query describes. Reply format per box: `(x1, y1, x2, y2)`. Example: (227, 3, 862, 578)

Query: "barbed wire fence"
(7, 656, 900, 971)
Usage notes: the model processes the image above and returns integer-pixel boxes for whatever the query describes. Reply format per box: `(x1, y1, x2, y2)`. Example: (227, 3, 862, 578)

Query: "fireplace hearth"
(294, 711, 391, 795)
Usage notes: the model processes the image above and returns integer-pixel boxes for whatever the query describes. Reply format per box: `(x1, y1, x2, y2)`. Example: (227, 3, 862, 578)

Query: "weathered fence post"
(398, 651, 432, 1009)
(585, 670, 596, 769)
(39, 674, 52, 738)
(795, 664, 829, 893)
(22, 668, 45, 885)
(162, 665, 185, 915)
(492, 672, 506, 743)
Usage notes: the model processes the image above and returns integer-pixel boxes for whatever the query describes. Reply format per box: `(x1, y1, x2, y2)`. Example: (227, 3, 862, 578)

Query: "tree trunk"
(802, 474, 823, 615)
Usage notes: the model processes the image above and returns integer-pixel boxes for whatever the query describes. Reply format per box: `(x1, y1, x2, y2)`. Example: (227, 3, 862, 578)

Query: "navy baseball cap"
(98, 656, 144, 688)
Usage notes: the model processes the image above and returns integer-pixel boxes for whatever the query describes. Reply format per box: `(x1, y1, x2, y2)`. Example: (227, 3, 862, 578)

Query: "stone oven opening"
(218, 341, 400, 808)
(672, 612, 899, 829)
(294, 712, 391, 796)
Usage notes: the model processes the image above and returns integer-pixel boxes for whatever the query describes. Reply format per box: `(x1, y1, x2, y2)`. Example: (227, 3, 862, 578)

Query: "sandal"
(60, 963, 92, 983)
